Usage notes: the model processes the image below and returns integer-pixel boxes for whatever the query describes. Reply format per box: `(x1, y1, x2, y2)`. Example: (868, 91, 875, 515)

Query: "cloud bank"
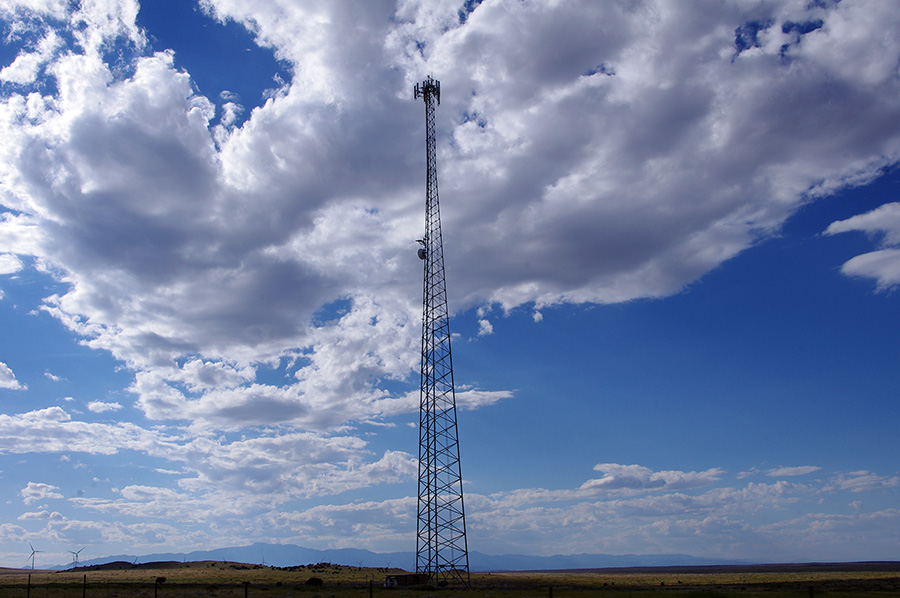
(2, 0, 898, 433)
(13, 461, 898, 562)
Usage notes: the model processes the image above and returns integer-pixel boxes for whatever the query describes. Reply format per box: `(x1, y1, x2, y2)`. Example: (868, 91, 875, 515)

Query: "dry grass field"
(1, 561, 898, 597)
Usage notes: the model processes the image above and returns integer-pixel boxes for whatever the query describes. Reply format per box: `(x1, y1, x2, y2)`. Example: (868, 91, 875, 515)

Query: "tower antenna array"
(413, 75, 470, 587)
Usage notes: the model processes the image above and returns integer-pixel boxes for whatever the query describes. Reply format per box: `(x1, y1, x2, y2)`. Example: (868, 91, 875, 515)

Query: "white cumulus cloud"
(87, 401, 123, 413)
(826, 202, 900, 289)
(579, 463, 725, 495)
(0, 361, 27, 390)
(0, 253, 24, 274)
(21, 482, 63, 505)
(477, 318, 493, 336)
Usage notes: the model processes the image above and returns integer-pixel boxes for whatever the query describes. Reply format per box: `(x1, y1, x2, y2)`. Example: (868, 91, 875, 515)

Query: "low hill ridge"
(65, 542, 745, 571)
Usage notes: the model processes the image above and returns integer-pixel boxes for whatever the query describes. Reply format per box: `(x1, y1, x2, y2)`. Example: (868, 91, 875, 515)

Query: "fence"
(0, 575, 373, 598)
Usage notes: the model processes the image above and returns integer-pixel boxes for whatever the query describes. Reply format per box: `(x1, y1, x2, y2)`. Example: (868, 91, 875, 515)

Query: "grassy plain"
(1, 561, 898, 597)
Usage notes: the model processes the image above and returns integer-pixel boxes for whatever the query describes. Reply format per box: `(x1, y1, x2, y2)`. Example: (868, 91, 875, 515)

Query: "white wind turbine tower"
(27, 542, 43, 570)
(69, 547, 84, 569)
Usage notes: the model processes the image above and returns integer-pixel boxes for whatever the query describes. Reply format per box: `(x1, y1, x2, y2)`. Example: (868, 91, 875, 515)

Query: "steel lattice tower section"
(414, 76, 470, 588)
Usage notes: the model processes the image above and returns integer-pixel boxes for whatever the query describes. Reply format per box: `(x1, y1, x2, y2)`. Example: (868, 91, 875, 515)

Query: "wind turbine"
(27, 542, 43, 570)
(69, 547, 84, 569)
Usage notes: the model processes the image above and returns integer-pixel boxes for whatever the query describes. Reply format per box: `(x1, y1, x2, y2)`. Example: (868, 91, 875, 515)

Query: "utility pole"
(414, 75, 470, 588)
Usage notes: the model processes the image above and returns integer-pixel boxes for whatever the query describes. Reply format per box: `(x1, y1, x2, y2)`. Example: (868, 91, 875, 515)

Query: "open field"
(1, 561, 898, 597)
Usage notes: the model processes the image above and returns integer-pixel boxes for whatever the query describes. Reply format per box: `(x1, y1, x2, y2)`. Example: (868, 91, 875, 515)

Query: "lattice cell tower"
(414, 75, 470, 587)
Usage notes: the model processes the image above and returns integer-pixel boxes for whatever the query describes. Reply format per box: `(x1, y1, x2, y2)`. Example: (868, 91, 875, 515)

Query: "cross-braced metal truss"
(414, 76, 470, 588)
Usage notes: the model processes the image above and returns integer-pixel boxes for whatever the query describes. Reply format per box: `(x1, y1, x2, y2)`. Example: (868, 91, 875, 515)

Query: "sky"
(1, 0, 899, 569)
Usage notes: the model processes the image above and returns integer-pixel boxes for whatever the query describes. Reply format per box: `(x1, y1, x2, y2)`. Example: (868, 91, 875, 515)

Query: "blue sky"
(1, 0, 900, 569)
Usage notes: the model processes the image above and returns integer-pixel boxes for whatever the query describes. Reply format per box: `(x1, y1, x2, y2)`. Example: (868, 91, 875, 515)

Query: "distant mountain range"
(63, 542, 746, 572)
